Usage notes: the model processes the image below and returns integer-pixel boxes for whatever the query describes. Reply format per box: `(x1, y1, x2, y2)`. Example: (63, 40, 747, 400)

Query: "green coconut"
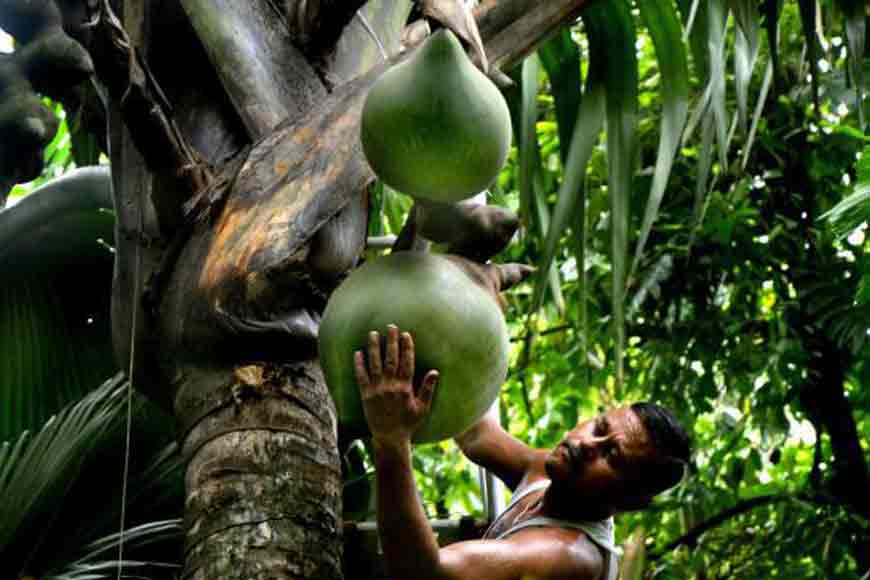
(318, 252, 508, 442)
(360, 29, 512, 204)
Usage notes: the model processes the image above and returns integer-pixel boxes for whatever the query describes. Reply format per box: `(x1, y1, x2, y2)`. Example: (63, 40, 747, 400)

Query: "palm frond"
(45, 519, 183, 580)
(631, 0, 690, 281)
(741, 60, 775, 171)
(837, 0, 867, 129)
(538, 28, 582, 164)
(0, 166, 116, 442)
(0, 374, 183, 578)
(731, 0, 762, 137)
(519, 54, 565, 313)
(532, 81, 605, 315)
(821, 184, 870, 240)
(582, 0, 638, 395)
(0, 374, 127, 573)
(518, 54, 540, 228)
(708, 0, 730, 170)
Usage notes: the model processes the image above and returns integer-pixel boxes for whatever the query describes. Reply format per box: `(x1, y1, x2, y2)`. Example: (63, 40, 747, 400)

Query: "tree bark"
(182, 362, 341, 580)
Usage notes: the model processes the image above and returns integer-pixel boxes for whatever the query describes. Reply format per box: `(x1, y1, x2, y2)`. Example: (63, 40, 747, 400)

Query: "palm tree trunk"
(181, 362, 341, 580)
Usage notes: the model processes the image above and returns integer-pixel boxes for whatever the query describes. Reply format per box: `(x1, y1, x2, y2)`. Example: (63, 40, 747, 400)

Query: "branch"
(286, 0, 369, 56)
(474, 0, 590, 72)
(179, 0, 328, 140)
(89, 1, 211, 197)
(646, 493, 837, 560)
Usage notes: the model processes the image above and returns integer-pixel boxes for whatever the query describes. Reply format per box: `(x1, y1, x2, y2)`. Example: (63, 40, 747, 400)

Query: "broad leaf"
(0, 166, 115, 442)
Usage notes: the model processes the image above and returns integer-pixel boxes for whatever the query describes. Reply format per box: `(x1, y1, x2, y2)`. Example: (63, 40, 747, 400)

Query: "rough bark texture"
(474, 0, 589, 70)
(182, 362, 342, 580)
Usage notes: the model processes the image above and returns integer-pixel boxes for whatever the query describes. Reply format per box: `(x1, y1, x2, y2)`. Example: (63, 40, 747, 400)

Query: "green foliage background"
(367, 3, 870, 577)
(3, 0, 870, 578)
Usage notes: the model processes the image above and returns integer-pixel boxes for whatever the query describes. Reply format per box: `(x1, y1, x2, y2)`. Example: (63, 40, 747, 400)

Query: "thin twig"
(510, 324, 572, 343)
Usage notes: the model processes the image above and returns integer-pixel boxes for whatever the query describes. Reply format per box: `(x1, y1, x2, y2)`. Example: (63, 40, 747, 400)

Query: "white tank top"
(485, 480, 620, 580)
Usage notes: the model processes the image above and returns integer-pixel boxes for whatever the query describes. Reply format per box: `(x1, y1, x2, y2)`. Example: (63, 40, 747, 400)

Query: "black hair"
(628, 401, 692, 497)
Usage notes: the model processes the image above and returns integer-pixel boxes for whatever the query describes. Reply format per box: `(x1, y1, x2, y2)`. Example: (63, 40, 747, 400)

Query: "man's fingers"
(419, 370, 439, 407)
(354, 351, 370, 389)
(399, 331, 415, 381)
(385, 324, 400, 376)
(367, 331, 383, 380)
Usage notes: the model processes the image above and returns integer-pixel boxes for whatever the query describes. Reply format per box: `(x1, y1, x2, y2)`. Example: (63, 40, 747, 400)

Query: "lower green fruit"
(318, 252, 508, 442)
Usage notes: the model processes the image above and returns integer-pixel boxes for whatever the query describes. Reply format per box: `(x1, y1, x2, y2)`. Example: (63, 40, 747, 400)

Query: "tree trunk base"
(181, 361, 342, 580)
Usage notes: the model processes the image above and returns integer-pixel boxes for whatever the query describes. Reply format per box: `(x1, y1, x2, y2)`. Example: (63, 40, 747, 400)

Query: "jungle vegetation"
(0, 0, 868, 579)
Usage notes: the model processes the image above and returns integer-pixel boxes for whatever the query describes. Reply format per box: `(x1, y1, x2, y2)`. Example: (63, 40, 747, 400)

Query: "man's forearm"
(373, 437, 444, 580)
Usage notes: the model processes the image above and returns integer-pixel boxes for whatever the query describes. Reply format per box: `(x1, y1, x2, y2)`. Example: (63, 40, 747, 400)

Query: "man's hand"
(354, 324, 440, 445)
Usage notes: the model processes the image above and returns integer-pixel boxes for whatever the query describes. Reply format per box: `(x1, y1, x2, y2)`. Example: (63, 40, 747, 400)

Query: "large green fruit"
(319, 252, 508, 442)
(360, 29, 512, 203)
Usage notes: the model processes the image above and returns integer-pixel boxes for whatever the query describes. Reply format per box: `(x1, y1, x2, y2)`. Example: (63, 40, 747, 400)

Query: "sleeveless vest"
(484, 479, 620, 580)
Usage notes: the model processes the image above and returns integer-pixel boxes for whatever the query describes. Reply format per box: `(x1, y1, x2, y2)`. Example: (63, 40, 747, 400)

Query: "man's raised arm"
(354, 324, 600, 580)
(454, 413, 545, 490)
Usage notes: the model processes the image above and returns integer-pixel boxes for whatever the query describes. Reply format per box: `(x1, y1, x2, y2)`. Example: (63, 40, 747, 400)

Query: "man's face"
(545, 407, 657, 504)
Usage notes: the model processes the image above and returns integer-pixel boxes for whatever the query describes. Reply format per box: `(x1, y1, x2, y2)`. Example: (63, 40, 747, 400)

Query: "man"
(354, 324, 691, 580)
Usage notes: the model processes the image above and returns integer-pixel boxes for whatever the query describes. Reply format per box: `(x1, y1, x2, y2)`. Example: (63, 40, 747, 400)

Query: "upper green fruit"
(360, 29, 512, 203)
(318, 252, 509, 442)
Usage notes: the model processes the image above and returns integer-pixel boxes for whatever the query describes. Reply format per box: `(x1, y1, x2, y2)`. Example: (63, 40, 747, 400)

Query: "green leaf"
(708, 0, 730, 170)
(583, 0, 638, 395)
(0, 167, 115, 443)
(521, 55, 564, 312)
(838, 0, 867, 129)
(0, 375, 126, 570)
(730, 0, 761, 136)
(532, 176, 566, 314)
(381, 183, 413, 234)
(532, 85, 605, 315)
(677, 0, 709, 80)
(0, 372, 182, 576)
(693, 113, 717, 232)
(821, 183, 870, 239)
(741, 60, 775, 170)
(519, 54, 540, 228)
(538, 29, 582, 164)
(763, 0, 782, 91)
(632, 0, 690, 279)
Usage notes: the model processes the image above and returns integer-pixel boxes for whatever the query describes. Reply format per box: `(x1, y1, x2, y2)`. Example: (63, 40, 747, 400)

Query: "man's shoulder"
(504, 526, 605, 579)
